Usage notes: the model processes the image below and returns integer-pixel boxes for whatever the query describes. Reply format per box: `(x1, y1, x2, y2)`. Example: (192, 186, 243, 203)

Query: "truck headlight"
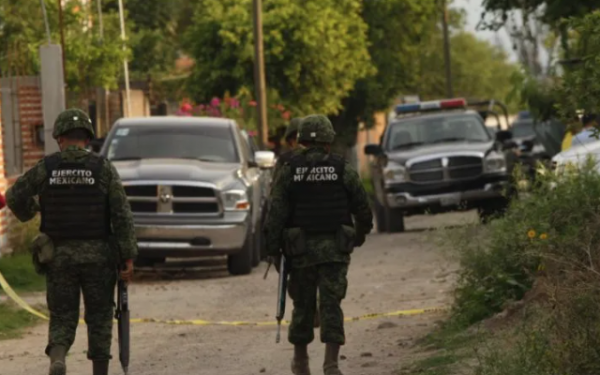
(484, 153, 506, 173)
(384, 161, 407, 183)
(222, 189, 251, 211)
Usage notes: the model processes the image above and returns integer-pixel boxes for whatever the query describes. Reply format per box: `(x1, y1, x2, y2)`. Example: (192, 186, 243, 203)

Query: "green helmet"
(52, 108, 95, 139)
(284, 117, 302, 140)
(298, 115, 335, 143)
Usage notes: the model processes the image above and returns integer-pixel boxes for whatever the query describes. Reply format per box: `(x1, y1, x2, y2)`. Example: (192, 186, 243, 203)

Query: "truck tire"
(374, 199, 388, 233)
(228, 232, 254, 275)
(385, 208, 406, 233)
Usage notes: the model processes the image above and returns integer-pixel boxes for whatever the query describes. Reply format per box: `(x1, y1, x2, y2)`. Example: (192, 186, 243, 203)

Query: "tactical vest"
(39, 153, 110, 240)
(287, 152, 352, 234)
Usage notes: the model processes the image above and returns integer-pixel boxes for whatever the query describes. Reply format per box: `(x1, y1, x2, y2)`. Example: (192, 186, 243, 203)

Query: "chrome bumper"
(386, 181, 506, 209)
(134, 222, 248, 257)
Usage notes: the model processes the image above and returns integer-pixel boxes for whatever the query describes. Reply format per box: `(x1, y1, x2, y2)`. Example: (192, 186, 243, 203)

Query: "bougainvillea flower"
(210, 97, 221, 107)
(249, 101, 257, 107)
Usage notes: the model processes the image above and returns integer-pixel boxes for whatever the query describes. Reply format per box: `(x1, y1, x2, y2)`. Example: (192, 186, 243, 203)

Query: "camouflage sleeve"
(6, 160, 46, 222)
(106, 160, 138, 261)
(344, 162, 373, 235)
(264, 164, 292, 256)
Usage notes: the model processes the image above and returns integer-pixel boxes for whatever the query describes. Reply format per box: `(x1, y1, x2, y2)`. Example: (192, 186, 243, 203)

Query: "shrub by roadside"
(425, 160, 600, 375)
(0, 214, 44, 293)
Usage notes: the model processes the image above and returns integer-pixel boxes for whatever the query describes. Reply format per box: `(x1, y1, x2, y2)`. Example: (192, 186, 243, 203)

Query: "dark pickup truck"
(365, 98, 515, 232)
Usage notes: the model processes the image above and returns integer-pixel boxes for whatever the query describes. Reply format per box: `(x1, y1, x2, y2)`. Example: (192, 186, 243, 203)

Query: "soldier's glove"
(273, 254, 283, 273)
(355, 233, 366, 247)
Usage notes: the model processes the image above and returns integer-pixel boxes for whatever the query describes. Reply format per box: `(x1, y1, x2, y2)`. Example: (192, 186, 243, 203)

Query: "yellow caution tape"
(0, 269, 448, 326)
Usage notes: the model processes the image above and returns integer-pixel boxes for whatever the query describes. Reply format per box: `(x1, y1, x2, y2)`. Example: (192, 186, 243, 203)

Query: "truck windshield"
(386, 114, 491, 150)
(510, 120, 536, 138)
(106, 124, 239, 163)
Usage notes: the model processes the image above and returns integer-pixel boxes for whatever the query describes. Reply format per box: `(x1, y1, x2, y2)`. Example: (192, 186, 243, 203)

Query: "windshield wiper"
(180, 156, 220, 162)
(110, 157, 141, 161)
(432, 137, 468, 143)
(391, 142, 424, 150)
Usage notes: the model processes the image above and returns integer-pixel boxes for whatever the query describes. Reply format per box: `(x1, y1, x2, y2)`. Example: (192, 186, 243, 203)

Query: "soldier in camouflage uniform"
(6, 109, 137, 375)
(265, 115, 373, 375)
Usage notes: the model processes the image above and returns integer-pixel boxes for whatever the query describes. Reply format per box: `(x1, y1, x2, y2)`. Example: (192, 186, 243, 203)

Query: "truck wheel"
(374, 199, 388, 233)
(385, 208, 405, 233)
(228, 233, 253, 275)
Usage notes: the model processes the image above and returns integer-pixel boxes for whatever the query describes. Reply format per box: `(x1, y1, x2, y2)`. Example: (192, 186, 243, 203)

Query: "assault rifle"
(275, 255, 288, 343)
(115, 266, 130, 374)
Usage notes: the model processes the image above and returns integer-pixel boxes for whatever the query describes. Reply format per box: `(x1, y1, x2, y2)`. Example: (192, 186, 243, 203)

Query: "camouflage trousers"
(288, 262, 348, 345)
(45, 262, 116, 361)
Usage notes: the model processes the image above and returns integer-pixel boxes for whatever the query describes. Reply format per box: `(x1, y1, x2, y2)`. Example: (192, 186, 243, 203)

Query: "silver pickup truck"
(99, 117, 275, 275)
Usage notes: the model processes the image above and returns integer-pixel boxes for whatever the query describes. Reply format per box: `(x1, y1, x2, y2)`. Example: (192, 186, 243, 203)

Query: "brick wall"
(0, 82, 45, 253)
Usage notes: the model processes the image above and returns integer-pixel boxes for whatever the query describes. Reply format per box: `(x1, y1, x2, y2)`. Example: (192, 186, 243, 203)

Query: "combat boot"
(48, 345, 67, 375)
(291, 344, 311, 375)
(323, 343, 343, 375)
(93, 360, 109, 375)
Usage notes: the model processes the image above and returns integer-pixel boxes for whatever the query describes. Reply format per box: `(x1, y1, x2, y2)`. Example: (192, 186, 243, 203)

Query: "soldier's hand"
(120, 259, 134, 283)
(273, 255, 282, 273)
(355, 233, 366, 247)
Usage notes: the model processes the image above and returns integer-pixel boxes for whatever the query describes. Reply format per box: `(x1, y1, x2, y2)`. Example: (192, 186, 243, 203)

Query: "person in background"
(571, 113, 598, 147)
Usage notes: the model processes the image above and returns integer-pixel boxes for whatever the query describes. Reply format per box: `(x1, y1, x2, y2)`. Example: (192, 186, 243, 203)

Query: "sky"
(453, 0, 518, 62)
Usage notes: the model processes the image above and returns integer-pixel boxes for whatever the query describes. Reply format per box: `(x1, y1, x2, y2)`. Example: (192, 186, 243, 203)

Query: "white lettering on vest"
(293, 166, 339, 182)
(49, 169, 95, 185)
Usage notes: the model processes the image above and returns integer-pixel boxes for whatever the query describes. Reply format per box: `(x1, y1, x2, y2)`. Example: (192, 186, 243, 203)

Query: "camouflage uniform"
(265, 115, 373, 375)
(6, 109, 137, 375)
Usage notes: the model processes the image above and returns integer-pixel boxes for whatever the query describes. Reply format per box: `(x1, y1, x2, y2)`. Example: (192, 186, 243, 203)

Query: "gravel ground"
(0, 212, 475, 375)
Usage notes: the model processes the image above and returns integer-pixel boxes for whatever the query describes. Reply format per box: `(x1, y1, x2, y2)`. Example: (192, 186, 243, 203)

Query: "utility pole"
(117, 0, 132, 117)
(58, 0, 67, 87)
(441, 0, 453, 98)
(252, 0, 269, 149)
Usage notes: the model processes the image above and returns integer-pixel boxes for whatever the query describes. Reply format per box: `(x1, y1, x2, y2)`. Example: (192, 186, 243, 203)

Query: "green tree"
(0, 0, 126, 93)
(183, 0, 373, 119)
(329, 0, 437, 150)
(103, 0, 180, 79)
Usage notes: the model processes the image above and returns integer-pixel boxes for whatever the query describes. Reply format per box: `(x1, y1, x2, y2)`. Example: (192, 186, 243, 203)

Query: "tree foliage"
(554, 11, 600, 120)
(183, 0, 373, 118)
(0, 0, 126, 93)
(329, 0, 436, 147)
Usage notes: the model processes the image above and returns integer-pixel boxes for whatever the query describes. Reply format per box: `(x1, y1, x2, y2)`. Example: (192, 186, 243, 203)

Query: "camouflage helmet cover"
(52, 108, 95, 139)
(284, 117, 302, 140)
(298, 115, 335, 143)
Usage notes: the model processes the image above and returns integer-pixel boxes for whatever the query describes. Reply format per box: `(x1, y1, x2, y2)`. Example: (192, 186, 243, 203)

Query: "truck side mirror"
(364, 144, 382, 156)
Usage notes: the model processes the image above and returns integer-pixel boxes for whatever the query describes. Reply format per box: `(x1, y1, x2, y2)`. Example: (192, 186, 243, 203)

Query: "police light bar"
(395, 98, 467, 115)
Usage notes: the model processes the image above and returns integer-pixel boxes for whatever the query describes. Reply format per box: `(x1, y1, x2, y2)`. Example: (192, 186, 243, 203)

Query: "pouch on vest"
(283, 227, 307, 256)
(30, 233, 54, 275)
(337, 225, 356, 254)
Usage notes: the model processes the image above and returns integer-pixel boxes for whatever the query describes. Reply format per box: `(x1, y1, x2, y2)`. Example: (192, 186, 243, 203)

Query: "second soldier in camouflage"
(265, 115, 373, 375)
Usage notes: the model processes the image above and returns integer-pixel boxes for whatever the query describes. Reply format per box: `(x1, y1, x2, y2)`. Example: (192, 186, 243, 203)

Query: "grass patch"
(0, 301, 41, 340)
(0, 253, 46, 293)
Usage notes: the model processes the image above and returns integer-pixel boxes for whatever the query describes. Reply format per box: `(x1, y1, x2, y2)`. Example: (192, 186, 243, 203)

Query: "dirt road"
(0, 213, 473, 375)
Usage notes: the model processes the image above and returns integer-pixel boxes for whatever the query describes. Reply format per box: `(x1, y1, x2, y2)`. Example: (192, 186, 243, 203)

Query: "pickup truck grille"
(408, 156, 483, 183)
(124, 184, 220, 215)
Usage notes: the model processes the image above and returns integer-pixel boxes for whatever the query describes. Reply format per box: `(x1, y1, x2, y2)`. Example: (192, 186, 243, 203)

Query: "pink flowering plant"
(176, 89, 291, 132)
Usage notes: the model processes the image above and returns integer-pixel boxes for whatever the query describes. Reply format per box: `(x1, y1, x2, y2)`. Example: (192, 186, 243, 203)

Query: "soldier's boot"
(291, 344, 311, 375)
(48, 346, 67, 375)
(92, 360, 109, 375)
(323, 343, 343, 375)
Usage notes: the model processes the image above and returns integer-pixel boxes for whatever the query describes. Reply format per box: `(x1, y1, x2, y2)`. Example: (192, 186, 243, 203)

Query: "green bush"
(448, 161, 600, 327)
(7, 214, 40, 255)
(0, 253, 45, 293)
(444, 160, 600, 374)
